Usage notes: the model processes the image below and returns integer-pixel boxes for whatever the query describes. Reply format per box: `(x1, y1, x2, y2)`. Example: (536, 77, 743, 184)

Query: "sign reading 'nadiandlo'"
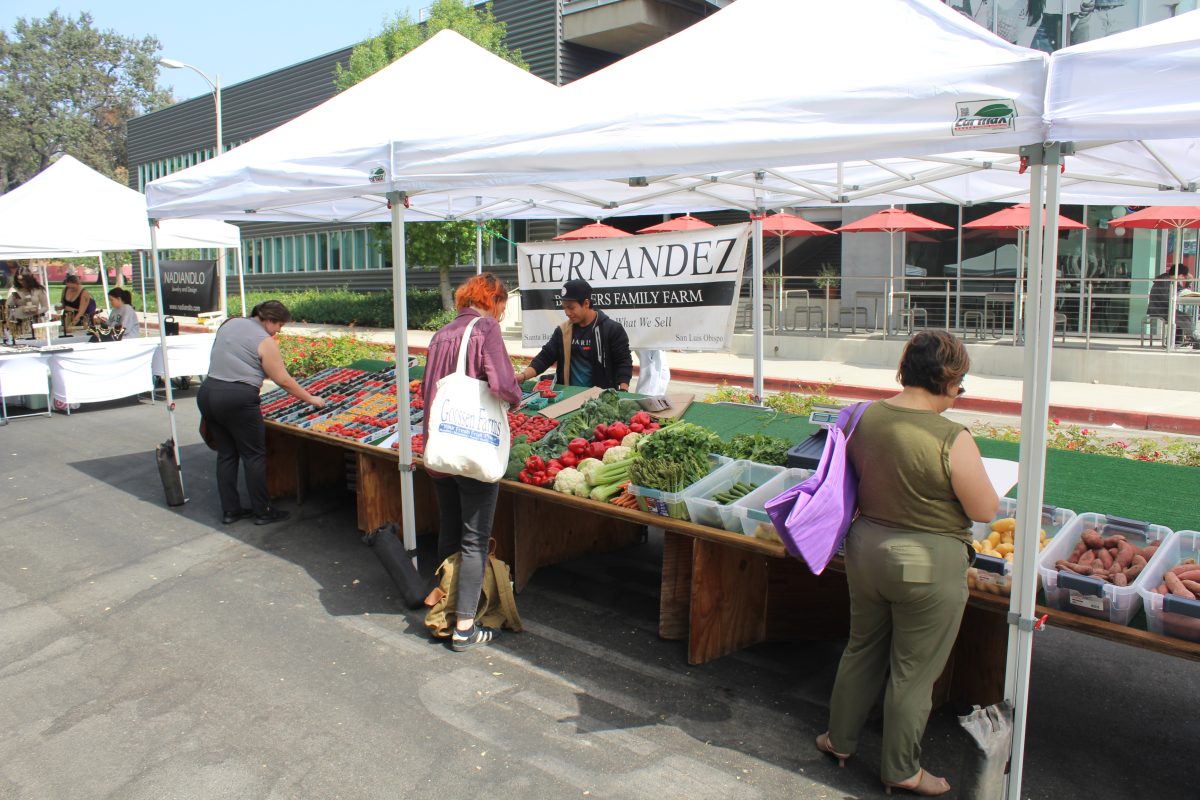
(159, 260, 219, 316)
(517, 223, 750, 350)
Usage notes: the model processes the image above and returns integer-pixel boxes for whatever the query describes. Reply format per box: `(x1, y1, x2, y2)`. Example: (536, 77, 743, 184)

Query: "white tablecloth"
(49, 340, 157, 405)
(0, 352, 52, 398)
(152, 333, 215, 378)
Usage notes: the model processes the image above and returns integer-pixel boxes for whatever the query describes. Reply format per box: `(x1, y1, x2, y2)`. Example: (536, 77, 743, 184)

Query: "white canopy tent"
(146, 0, 1055, 563)
(0, 155, 241, 315)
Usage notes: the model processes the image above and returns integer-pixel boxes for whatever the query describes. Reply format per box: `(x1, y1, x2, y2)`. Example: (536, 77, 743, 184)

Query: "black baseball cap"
(561, 279, 592, 304)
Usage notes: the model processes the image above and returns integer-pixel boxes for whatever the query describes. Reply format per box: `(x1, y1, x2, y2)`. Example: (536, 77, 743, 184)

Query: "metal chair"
(962, 310, 985, 339)
(789, 304, 826, 331)
(835, 306, 869, 333)
(1140, 315, 1165, 348)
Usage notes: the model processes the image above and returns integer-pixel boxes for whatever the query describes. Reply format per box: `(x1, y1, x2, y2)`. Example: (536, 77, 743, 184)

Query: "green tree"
(336, 1, 524, 309)
(0, 11, 171, 192)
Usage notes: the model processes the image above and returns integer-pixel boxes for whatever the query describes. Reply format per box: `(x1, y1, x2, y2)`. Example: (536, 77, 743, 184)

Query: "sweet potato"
(1113, 572, 1128, 587)
(1164, 571, 1196, 599)
(1102, 534, 1127, 548)
(1079, 550, 1097, 567)
(1097, 548, 1115, 570)
(1182, 579, 1200, 595)
(1140, 543, 1160, 561)
(1068, 541, 1088, 562)
(1081, 529, 1104, 550)
(1170, 566, 1200, 579)
(1115, 541, 1137, 569)
(1131, 554, 1147, 569)
(1175, 569, 1200, 584)
(1055, 559, 1091, 575)
(1123, 562, 1145, 581)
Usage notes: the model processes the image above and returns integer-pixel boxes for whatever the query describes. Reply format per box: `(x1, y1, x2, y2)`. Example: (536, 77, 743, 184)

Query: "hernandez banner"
(159, 260, 218, 316)
(517, 223, 749, 350)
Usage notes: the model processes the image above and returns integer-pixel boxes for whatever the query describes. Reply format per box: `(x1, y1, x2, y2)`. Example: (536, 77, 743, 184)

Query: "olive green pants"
(826, 517, 969, 784)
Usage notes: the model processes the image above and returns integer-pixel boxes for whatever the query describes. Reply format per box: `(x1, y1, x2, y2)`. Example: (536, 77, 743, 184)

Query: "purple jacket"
(422, 308, 522, 446)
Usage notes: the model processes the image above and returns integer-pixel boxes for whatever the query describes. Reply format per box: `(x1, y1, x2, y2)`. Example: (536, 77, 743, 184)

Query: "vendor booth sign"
(517, 223, 749, 350)
(159, 260, 218, 316)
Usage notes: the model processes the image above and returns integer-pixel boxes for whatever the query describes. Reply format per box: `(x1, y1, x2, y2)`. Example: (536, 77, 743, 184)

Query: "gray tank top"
(208, 317, 270, 387)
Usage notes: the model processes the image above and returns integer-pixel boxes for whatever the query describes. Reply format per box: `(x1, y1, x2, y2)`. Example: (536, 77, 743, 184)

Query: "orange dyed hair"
(454, 272, 509, 312)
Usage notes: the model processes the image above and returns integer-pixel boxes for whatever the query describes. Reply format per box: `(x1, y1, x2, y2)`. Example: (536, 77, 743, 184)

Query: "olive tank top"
(846, 401, 971, 539)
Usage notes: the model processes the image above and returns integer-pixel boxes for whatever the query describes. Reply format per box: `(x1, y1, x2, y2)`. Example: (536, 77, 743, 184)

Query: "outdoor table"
(0, 350, 53, 420)
(48, 339, 157, 412)
(152, 333, 215, 382)
(258, 398, 1200, 710)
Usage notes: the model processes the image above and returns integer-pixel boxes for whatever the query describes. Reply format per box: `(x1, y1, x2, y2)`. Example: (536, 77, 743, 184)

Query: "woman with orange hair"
(421, 272, 522, 651)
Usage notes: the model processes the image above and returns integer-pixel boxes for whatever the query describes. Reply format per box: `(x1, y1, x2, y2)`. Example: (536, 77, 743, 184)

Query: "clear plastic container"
(682, 460, 785, 531)
(628, 454, 730, 520)
(1037, 512, 1172, 625)
(967, 500, 1076, 597)
(729, 467, 813, 539)
(1137, 530, 1200, 643)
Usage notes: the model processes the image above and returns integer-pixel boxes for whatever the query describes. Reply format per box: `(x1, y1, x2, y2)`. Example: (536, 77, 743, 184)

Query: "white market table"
(152, 333, 215, 380)
(49, 339, 157, 412)
(0, 350, 53, 420)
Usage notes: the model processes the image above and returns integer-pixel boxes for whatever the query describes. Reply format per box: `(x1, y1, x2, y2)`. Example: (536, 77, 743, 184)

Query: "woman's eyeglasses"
(956, 382, 966, 397)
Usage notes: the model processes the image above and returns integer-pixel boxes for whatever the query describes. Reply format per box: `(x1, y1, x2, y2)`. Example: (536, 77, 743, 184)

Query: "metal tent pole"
(1005, 142, 1068, 800)
(236, 245, 247, 317)
(98, 253, 112, 313)
(149, 221, 185, 496)
(388, 191, 418, 558)
(751, 213, 765, 402)
(476, 221, 484, 276)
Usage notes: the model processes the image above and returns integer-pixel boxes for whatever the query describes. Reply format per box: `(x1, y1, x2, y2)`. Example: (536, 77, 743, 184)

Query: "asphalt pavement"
(1, 393, 1197, 800)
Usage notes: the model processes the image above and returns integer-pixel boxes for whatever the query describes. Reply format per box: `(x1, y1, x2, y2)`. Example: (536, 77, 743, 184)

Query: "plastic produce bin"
(682, 459, 785, 531)
(1137, 530, 1200, 643)
(967, 500, 1076, 596)
(1038, 512, 1172, 625)
(729, 467, 813, 539)
(628, 454, 729, 520)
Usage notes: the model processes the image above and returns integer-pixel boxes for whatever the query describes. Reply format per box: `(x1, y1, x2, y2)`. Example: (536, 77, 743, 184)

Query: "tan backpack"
(424, 544, 523, 638)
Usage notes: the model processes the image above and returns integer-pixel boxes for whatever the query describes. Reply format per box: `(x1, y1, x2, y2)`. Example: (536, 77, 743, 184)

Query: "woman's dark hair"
(897, 330, 970, 397)
(64, 274, 81, 285)
(250, 299, 292, 323)
(16, 272, 44, 291)
(454, 272, 509, 312)
(108, 287, 132, 304)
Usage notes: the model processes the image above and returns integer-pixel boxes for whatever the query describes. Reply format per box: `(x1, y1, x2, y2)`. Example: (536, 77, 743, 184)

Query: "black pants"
(432, 475, 500, 619)
(197, 378, 270, 516)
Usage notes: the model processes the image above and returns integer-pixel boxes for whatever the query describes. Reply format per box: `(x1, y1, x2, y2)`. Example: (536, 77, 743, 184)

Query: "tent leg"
(236, 246, 248, 317)
(98, 253, 112, 314)
(1005, 142, 1067, 800)
(751, 214, 764, 402)
(389, 192, 418, 563)
(149, 221, 185, 499)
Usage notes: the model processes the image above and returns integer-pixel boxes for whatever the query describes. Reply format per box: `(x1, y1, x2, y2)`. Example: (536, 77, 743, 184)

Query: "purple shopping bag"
(764, 402, 870, 574)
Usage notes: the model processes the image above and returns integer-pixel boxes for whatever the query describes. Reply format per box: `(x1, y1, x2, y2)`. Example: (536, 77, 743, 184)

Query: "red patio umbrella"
(758, 212, 836, 333)
(636, 214, 713, 234)
(963, 205, 1087, 343)
(553, 221, 633, 240)
(963, 203, 1087, 231)
(1107, 206, 1200, 351)
(835, 209, 951, 335)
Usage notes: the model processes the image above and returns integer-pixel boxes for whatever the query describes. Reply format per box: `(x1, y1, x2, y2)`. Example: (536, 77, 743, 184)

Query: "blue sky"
(3, 1, 421, 100)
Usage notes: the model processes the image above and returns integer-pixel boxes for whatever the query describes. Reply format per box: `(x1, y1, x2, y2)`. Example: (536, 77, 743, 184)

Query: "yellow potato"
(992, 517, 1017, 533)
(995, 542, 1014, 556)
(986, 531, 1002, 547)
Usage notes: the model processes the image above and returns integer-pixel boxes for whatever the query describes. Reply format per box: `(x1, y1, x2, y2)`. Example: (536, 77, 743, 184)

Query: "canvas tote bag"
(764, 402, 870, 574)
(422, 316, 511, 482)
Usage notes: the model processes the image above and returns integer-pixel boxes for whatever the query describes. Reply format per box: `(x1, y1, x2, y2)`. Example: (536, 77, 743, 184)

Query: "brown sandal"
(883, 768, 951, 796)
(814, 732, 851, 768)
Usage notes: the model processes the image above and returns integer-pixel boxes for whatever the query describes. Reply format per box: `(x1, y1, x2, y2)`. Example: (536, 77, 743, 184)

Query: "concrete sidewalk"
(149, 318, 1200, 434)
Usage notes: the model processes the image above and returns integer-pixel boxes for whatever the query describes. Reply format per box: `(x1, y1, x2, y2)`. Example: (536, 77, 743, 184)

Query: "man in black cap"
(517, 279, 633, 390)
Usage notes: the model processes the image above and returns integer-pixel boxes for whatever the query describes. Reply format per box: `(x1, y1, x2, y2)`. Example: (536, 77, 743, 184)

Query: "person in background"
(197, 300, 325, 526)
(516, 279, 632, 390)
(1148, 262, 1197, 349)
(95, 287, 139, 338)
(56, 274, 97, 331)
(817, 330, 999, 797)
(422, 273, 523, 652)
(6, 272, 51, 334)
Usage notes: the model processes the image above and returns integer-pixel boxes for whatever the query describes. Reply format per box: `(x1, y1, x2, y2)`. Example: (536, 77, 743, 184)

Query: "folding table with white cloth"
(0, 351, 53, 420)
(49, 340, 158, 413)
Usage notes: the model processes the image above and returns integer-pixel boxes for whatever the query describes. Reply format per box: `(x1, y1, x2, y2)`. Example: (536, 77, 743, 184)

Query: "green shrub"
(227, 287, 443, 329)
(421, 308, 458, 331)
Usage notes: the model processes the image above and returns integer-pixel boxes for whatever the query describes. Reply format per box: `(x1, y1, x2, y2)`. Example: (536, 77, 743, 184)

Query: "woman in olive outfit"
(817, 330, 998, 797)
(197, 301, 325, 526)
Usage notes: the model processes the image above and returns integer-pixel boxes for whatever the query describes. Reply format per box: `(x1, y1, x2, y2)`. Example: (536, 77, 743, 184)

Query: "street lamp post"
(158, 58, 226, 316)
